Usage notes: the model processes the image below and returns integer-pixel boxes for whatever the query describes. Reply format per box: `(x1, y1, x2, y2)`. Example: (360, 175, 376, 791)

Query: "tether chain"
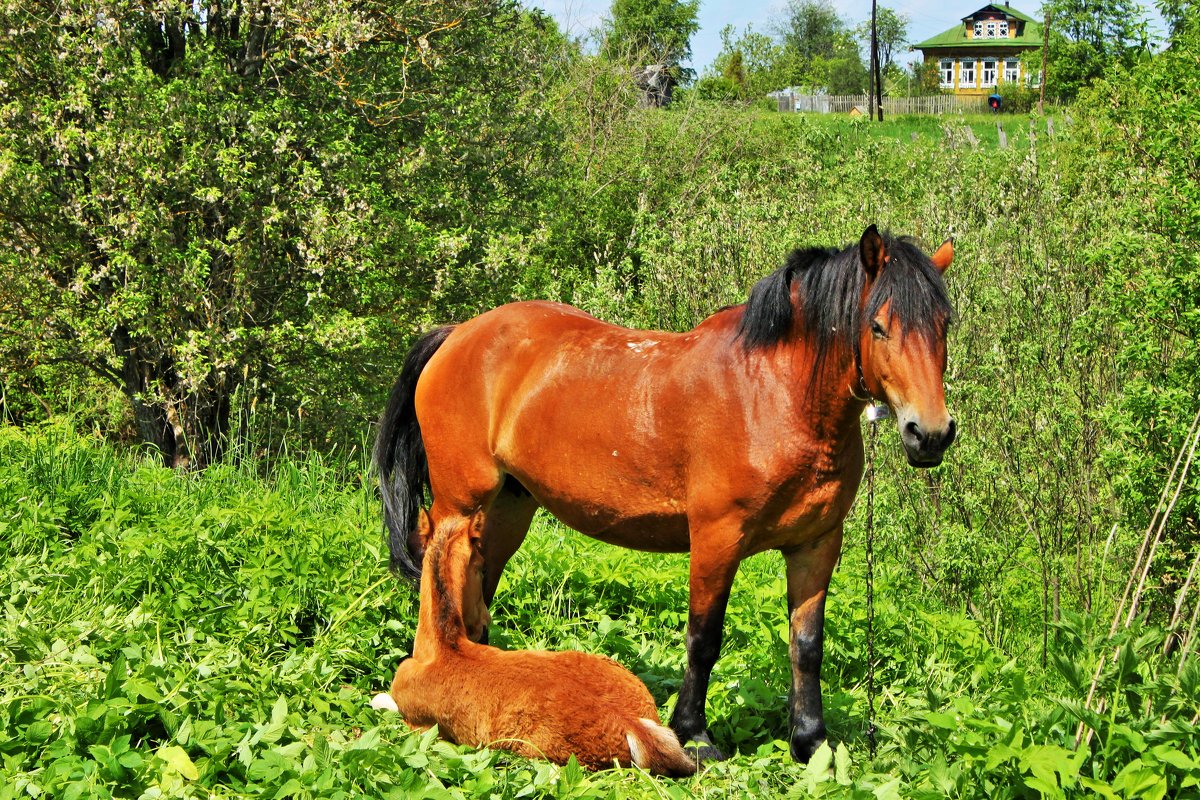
(864, 414, 879, 759)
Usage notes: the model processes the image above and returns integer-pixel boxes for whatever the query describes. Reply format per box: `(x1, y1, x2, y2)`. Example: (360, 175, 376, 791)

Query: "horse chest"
(734, 445, 864, 554)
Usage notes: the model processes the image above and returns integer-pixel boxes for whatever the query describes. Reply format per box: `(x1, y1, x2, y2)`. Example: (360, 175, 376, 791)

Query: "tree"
(605, 0, 700, 94)
(856, 7, 909, 73)
(0, 1, 563, 466)
(704, 23, 797, 98)
(1041, 0, 1153, 101)
(901, 59, 943, 97)
(773, 0, 868, 94)
(777, 0, 844, 62)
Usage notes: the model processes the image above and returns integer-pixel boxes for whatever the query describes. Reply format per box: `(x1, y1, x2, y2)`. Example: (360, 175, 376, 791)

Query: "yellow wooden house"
(913, 3, 1043, 96)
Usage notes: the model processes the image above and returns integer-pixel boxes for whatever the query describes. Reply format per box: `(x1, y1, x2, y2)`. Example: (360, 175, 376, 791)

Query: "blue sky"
(529, 1, 1166, 74)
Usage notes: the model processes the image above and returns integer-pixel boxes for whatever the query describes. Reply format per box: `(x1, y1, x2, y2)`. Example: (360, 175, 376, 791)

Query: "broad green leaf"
(157, 745, 199, 781)
(834, 741, 852, 785)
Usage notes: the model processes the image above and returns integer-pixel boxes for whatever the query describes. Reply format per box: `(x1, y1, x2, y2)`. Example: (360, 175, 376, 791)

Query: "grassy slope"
(4, 424, 1193, 799)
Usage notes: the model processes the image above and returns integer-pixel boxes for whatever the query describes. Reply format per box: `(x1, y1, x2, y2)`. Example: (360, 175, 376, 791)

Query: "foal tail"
(374, 326, 455, 580)
(626, 719, 697, 777)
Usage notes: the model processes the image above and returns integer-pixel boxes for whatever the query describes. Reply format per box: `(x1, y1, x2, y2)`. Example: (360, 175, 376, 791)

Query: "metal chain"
(865, 416, 879, 759)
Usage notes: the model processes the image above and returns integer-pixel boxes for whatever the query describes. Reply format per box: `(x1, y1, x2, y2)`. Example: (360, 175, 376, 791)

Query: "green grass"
(1, 423, 1197, 798)
(788, 110, 1068, 151)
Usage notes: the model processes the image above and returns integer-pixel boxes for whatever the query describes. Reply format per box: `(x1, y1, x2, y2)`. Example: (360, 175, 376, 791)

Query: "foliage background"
(2, 1, 1199, 798)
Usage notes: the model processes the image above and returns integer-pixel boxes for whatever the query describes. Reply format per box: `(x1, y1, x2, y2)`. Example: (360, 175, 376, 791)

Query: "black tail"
(374, 326, 455, 581)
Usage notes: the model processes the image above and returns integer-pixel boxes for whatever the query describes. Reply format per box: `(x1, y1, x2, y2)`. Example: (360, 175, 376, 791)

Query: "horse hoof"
(683, 734, 727, 763)
(790, 734, 826, 763)
(370, 693, 398, 712)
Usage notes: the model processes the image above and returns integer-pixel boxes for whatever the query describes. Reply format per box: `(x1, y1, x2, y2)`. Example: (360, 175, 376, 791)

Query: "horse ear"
(859, 225, 887, 280)
(931, 238, 953, 273)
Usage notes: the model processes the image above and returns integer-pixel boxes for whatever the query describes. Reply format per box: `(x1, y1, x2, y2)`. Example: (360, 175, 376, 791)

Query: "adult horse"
(375, 226, 956, 762)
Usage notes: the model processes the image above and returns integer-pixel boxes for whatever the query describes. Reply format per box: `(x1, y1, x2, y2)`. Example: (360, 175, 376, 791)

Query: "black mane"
(736, 232, 952, 362)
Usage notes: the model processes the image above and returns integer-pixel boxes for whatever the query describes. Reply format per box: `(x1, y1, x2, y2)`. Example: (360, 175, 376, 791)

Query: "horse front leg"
(669, 530, 741, 762)
(783, 526, 844, 762)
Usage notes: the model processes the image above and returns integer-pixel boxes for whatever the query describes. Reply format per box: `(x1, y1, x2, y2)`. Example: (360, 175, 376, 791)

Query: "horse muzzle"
(899, 415, 957, 468)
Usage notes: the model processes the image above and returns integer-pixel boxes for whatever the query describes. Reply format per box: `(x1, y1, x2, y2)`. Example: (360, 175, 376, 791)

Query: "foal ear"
(416, 507, 433, 540)
(408, 508, 433, 562)
(859, 224, 887, 280)
(468, 511, 485, 543)
(931, 238, 954, 273)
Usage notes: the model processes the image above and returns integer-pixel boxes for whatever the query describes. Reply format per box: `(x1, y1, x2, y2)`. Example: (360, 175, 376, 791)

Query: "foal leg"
(783, 525, 844, 762)
(669, 528, 741, 761)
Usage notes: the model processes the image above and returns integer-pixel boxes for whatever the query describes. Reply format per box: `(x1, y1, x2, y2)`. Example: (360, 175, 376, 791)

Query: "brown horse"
(375, 226, 956, 762)
(373, 510, 697, 776)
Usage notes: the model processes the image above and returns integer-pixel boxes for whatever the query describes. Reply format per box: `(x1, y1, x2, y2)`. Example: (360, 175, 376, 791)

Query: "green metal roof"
(913, 4, 1043, 51)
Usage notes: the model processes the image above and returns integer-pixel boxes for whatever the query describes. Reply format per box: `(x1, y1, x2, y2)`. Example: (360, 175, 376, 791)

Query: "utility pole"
(1038, 12, 1049, 113)
(871, 0, 883, 121)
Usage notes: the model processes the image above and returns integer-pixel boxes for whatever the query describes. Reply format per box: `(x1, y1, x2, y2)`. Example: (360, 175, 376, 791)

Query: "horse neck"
(752, 331, 868, 446)
(412, 544, 471, 660)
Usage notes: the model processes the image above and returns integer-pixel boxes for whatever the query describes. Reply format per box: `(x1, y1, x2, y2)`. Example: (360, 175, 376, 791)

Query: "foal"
(373, 511, 696, 776)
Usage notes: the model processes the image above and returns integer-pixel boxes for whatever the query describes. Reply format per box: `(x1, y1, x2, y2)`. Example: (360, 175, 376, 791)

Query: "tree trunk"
(113, 325, 233, 469)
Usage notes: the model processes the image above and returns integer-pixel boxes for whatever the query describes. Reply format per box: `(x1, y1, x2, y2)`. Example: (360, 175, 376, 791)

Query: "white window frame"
(985, 21, 998, 38)
(959, 59, 976, 88)
(982, 59, 998, 87)
(973, 21, 983, 38)
(939, 59, 954, 88)
(1003, 59, 1020, 83)
(998, 21, 1009, 37)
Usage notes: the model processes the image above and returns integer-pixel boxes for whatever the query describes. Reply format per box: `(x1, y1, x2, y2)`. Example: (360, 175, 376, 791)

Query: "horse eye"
(871, 320, 887, 339)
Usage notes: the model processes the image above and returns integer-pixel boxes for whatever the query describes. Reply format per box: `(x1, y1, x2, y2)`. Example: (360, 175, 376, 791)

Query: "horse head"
(855, 226, 957, 467)
(418, 509, 492, 643)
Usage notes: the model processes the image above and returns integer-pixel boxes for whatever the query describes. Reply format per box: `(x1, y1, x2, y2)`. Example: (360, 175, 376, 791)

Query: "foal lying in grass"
(372, 511, 696, 776)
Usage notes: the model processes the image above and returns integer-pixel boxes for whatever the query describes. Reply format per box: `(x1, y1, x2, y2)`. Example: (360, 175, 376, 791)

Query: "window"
(975, 19, 1009, 38)
(959, 59, 976, 88)
(1004, 59, 1020, 83)
(1027, 69, 1043, 88)
(982, 59, 997, 87)
(939, 59, 954, 88)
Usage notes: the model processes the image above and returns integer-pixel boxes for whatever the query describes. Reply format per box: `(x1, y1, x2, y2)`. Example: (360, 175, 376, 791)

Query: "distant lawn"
(792, 109, 1070, 150)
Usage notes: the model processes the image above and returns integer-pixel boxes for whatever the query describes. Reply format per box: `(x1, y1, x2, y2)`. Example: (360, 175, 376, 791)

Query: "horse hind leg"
(476, 476, 538, 640)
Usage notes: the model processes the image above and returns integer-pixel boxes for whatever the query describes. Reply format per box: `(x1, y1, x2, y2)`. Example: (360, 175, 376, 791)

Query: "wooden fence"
(774, 93, 989, 115)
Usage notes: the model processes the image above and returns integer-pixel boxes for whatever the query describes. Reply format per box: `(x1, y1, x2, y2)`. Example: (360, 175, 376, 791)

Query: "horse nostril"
(904, 420, 923, 443)
(944, 418, 957, 447)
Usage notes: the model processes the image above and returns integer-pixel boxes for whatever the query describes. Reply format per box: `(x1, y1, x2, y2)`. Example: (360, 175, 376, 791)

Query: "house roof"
(913, 4, 1043, 51)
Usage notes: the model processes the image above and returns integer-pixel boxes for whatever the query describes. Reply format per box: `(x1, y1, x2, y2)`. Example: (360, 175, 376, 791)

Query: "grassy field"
(793, 110, 1061, 150)
(3, 423, 1196, 798)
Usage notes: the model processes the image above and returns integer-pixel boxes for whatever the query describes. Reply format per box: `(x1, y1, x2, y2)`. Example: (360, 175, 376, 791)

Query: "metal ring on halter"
(850, 344, 874, 402)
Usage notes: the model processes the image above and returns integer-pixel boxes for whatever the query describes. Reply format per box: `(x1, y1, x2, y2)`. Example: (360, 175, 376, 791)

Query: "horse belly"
(496, 357, 692, 551)
(505, 446, 691, 551)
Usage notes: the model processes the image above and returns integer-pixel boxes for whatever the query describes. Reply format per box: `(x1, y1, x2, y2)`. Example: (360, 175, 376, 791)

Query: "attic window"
(975, 19, 1010, 38)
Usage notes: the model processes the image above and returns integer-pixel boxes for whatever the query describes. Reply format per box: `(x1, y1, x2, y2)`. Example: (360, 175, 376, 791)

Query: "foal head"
(417, 510, 491, 644)
(855, 226, 956, 466)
